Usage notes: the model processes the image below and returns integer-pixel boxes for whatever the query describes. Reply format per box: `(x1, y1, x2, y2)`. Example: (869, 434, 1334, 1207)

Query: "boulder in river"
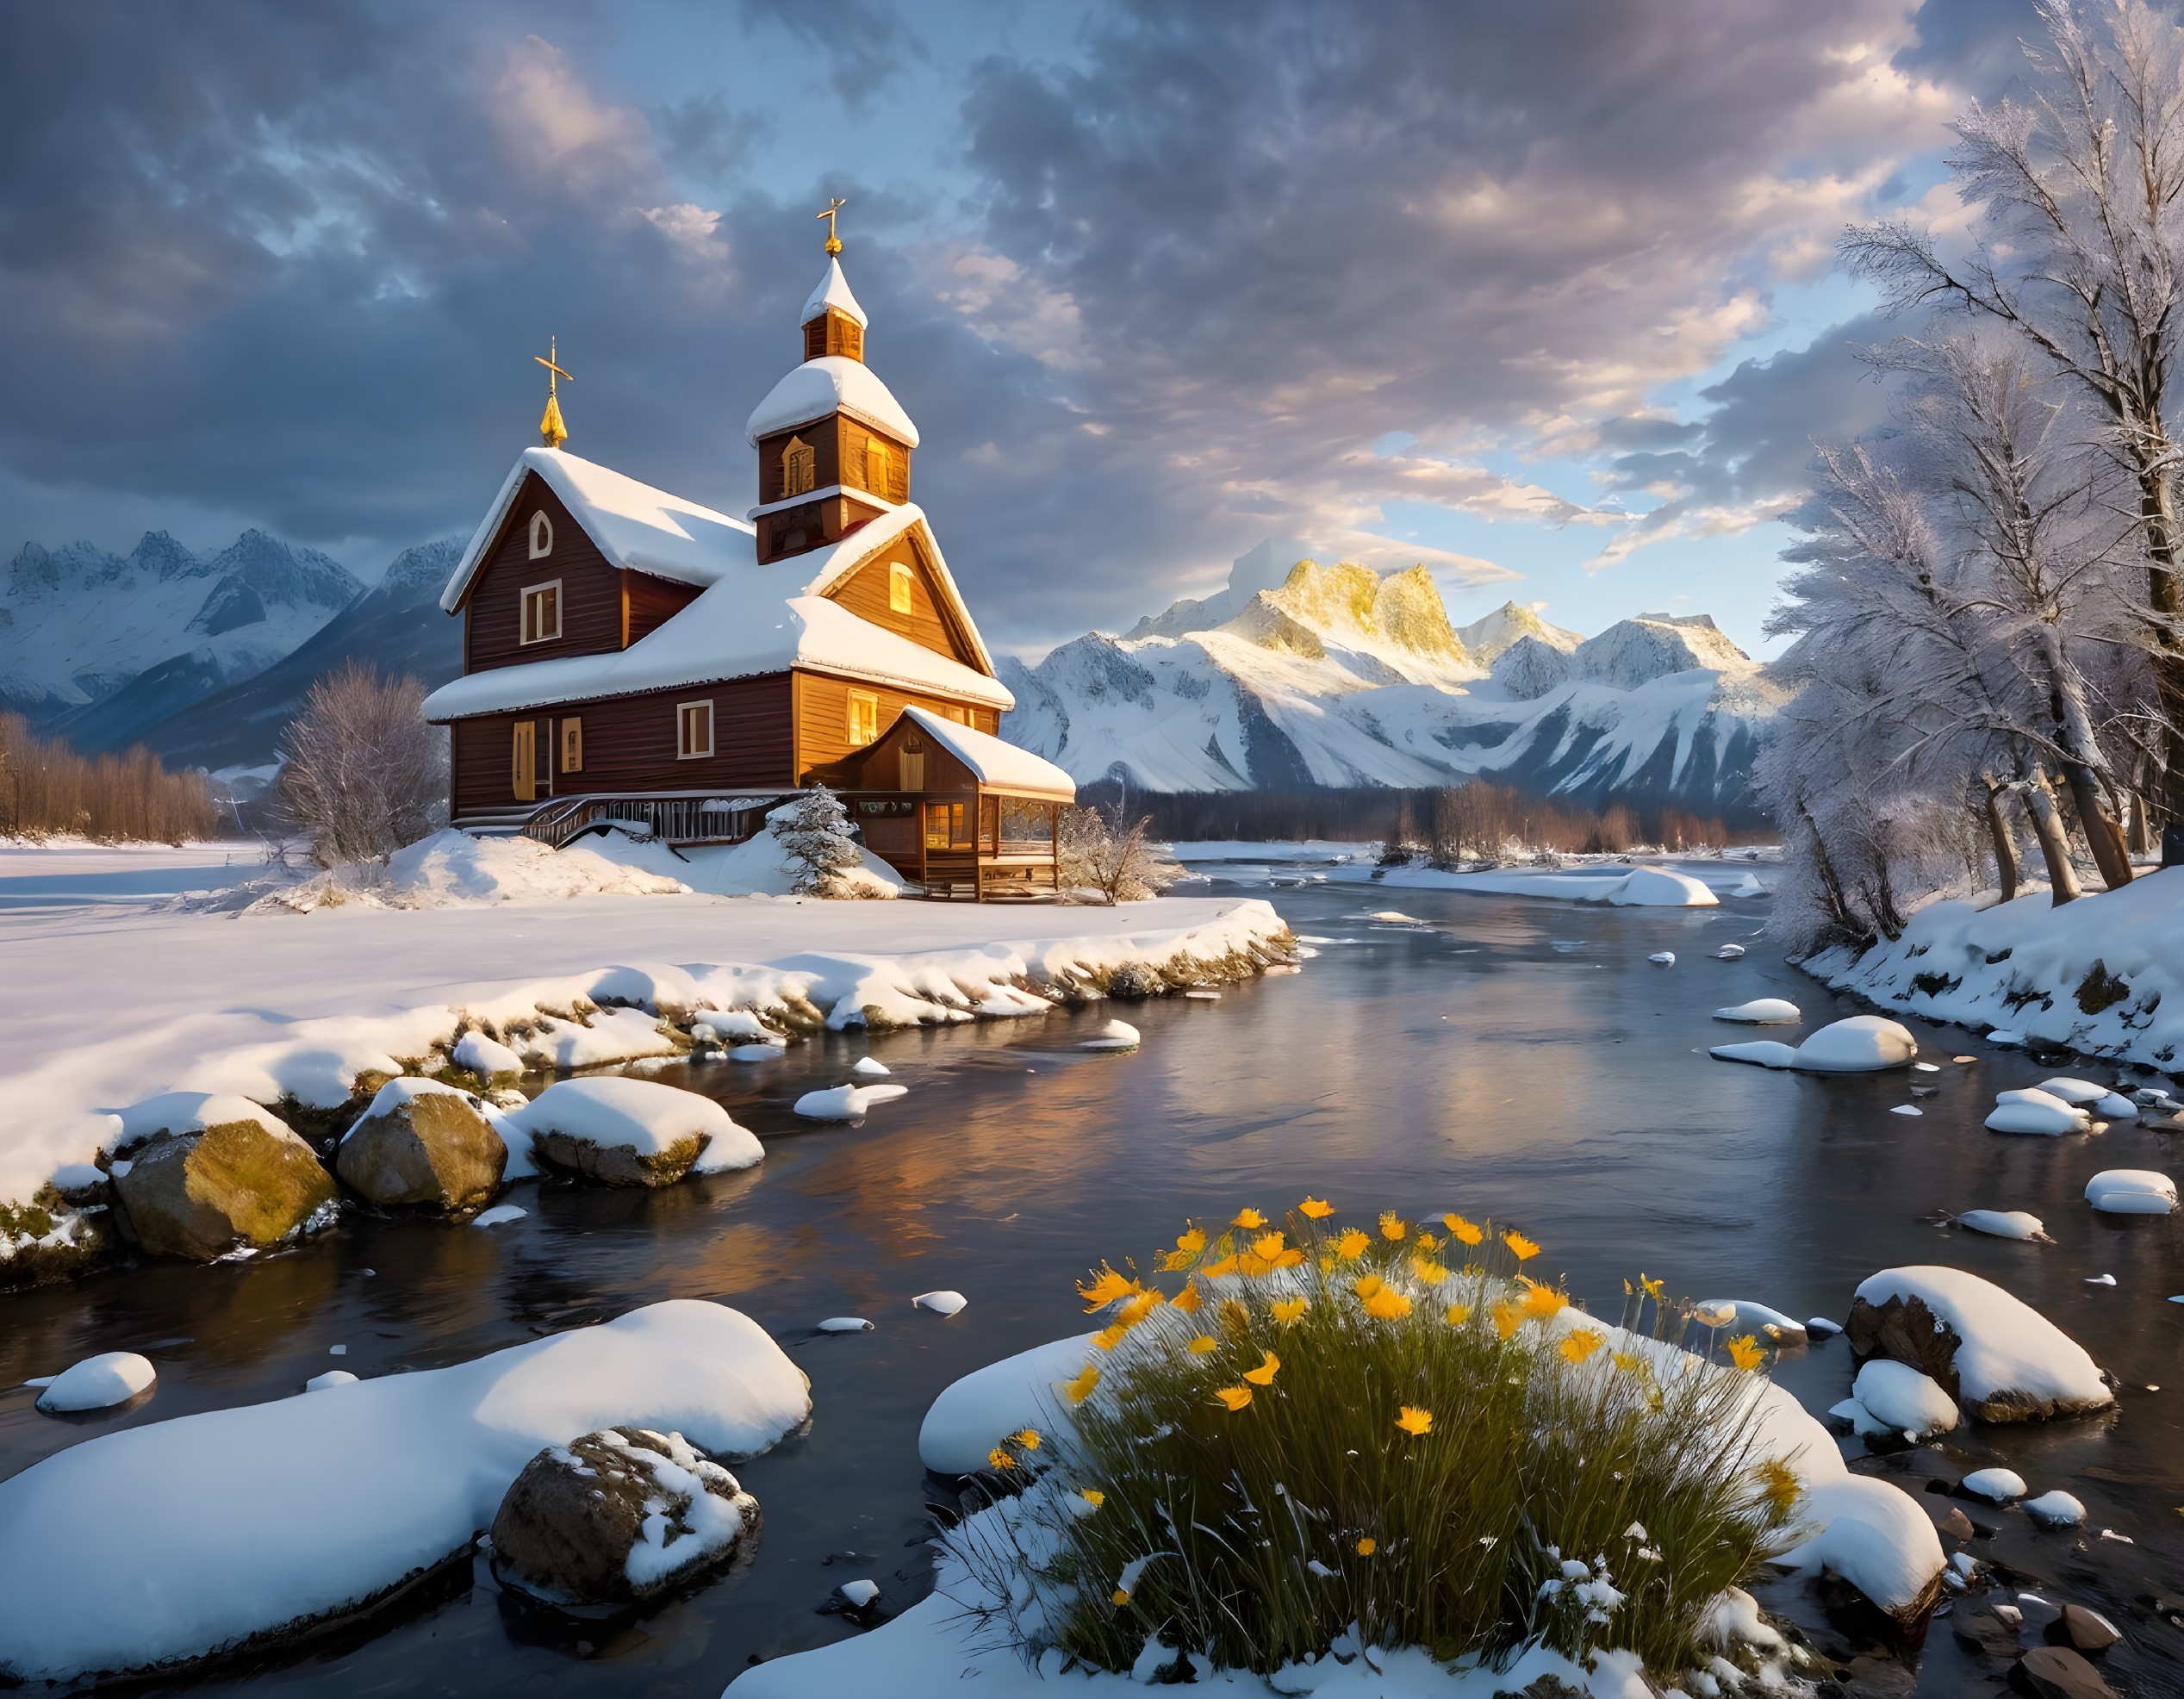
(335, 1079, 506, 1214)
(2010, 1645, 2116, 1698)
(108, 1111, 336, 1261)
(1846, 1266, 2112, 1423)
(511, 1078, 759, 1187)
(489, 1426, 758, 1606)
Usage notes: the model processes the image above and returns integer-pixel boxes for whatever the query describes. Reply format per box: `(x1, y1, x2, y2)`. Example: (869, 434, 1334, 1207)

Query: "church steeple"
(744, 211, 918, 564)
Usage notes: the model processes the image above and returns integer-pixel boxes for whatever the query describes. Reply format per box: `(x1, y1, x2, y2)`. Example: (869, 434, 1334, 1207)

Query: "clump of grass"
(951, 1203, 1804, 1678)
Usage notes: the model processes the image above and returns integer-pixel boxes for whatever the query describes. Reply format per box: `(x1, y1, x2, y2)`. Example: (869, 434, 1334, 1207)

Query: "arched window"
(782, 436, 817, 499)
(527, 510, 553, 559)
(889, 562, 914, 614)
(864, 438, 892, 498)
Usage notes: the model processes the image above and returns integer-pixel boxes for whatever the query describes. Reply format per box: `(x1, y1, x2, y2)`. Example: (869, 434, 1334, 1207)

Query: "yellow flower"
(1299, 1197, 1335, 1219)
(1519, 1284, 1568, 1322)
(1353, 1273, 1384, 1300)
(1363, 1286, 1414, 1320)
(1092, 1322, 1129, 1352)
(1172, 1281, 1204, 1315)
(1250, 1230, 1287, 1262)
(1490, 1300, 1523, 1340)
(1271, 1296, 1310, 1324)
(1334, 1228, 1370, 1261)
(1560, 1328, 1606, 1364)
(1727, 1334, 1766, 1372)
(1012, 1428, 1042, 1451)
(1317, 1254, 1336, 1273)
(1378, 1210, 1409, 1242)
(1232, 1207, 1267, 1230)
(1200, 1255, 1239, 1279)
(1415, 1230, 1441, 1253)
(1243, 1348, 1280, 1386)
(1157, 1248, 1192, 1273)
(1354, 1535, 1378, 1556)
(1503, 1229, 1540, 1261)
(1409, 1256, 1450, 1285)
(1757, 1459, 1801, 1512)
(1218, 1297, 1251, 1336)
(1080, 1488, 1106, 1508)
(1211, 1385, 1254, 1412)
(988, 1447, 1015, 1472)
(1112, 1588, 1130, 1607)
(1444, 1213, 1484, 1247)
(1116, 1289, 1163, 1328)
(1395, 1404, 1433, 1436)
(1611, 1349, 1652, 1378)
(1274, 1247, 1305, 1268)
(1175, 1226, 1207, 1257)
(1063, 1363, 1101, 1403)
(1078, 1264, 1142, 1310)
(1188, 1334, 1219, 1355)
(1445, 1301, 1472, 1326)
(1640, 1273, 1665, 1300)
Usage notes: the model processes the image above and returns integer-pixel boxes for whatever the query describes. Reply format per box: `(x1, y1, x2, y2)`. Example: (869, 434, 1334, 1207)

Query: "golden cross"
(533, 335, 573, 395)
(816, 196, 847, 255)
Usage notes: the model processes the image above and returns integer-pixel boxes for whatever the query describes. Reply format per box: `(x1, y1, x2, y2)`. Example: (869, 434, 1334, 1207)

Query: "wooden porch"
(837, 791, 1061, 900)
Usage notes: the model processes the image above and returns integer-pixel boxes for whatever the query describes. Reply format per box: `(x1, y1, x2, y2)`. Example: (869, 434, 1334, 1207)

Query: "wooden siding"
(803, 311, 864, 363)
(754, 491, 888, 564)
(825, 532, 980, 669)
(451, 675, 793, 815)
(792, 672, 998, 781)
(625, 572, 696, 646)
(462, 474, 625, 672)
(756, 417, 912, 508)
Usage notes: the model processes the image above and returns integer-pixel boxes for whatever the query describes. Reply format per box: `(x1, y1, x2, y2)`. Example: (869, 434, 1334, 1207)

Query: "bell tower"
(745, 200, 921, 564)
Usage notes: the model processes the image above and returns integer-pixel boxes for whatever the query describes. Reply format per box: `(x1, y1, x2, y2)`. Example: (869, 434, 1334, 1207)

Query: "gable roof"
(421, 499, 1009, 721)
(898, 706, 1075, 799)
(439, 448, 753, 613)
(744, 356, 919, 448)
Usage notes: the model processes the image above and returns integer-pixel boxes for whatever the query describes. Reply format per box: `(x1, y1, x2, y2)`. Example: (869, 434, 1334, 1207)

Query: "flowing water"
(3, 870, 2181, 1695)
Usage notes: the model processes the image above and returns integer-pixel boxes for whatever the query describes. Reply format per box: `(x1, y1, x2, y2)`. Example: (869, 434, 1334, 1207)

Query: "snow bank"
(1852, 1266, 2112, 1417)
(0, 1302, 807, 1682)
(34, 1350, 156, 1413)
(2083, 1169, 2176, 1214)
(1332, 862, 1718, 906)
(1711, 1015, 1917, 1074)
(1807, 870, 2184, 1070)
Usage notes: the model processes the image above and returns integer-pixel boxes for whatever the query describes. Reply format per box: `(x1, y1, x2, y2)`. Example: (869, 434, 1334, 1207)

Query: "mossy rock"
(530, 1130, 706, 1189)
(2076, 960, 2130, 1015)
(336, 1086, 506, 1214)
(110, 1119, 338, 1261)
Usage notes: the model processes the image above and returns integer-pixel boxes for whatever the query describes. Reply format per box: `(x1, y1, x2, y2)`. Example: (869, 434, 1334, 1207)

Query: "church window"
(528, 510, 552, 558)
(677, 699, 713, 759)
(865, 438, 893, 498)
(847, 689, 880, 747)
(782, 436, 817, 499)
(520, 580, 562, 644)
(888, 562, 914, 614)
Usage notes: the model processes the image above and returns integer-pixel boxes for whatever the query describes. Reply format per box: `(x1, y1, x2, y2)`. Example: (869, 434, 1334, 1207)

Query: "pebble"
(2084, 1274, 2117, 1286)
(1940, 1507, 1975, 1540)
(1890, 1105, 1923, 1117)
(837, 1578, 880, 1609)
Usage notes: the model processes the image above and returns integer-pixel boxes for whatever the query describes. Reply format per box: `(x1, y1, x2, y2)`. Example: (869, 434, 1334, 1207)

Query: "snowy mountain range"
(999, 553, 1784, 818)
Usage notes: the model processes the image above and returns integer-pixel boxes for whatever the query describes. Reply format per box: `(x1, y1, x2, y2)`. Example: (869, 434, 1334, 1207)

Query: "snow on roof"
(424, 506, 1009, 721)
(801, 257, 868, 329)
(744, 356, 920, 449)
(441, 448, 754, 613)
(899, 706, 1075, 799)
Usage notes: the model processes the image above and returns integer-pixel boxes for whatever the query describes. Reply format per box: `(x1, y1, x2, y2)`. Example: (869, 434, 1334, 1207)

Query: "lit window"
(528, 510, 552, 558)
(865, 438, 893, 497)
(520, 581, 562, 644)
(847, 690, 880, 746)
(782, 436, 817, 499)
(560, 717, 583, 773)
(889, 562, 914, 614)
(677, 700, 713, 759)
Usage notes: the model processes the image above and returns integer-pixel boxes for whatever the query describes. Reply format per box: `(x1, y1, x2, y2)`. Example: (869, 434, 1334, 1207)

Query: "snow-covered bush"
(275, 663, 446, 867)
(767, 785, 868, 898)
(948, 1204, 1803, 1680)
(1058, 803, 1179, 903)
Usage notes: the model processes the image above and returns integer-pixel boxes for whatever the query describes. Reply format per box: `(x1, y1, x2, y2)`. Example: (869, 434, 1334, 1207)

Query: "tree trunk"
(1981, 778, 2019, 904)
(2062, 762, 2135, 889)
(2128, 447, 2184, 864)
(2021, 769, 2083, 906)
(1795, 798, 1859, 940)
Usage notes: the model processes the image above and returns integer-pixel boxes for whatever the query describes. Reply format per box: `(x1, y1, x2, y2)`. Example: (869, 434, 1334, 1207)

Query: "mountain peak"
(1251, 558, 1472, 667)
(1457, 600, 1582, 664)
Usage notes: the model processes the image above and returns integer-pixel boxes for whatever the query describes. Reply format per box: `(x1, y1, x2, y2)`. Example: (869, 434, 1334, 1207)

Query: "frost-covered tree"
(768, 785, 866, 897)
(276, 663, 445, 866)
(1843, 0, 2184, 856)
(1059, 804, 1179, 904)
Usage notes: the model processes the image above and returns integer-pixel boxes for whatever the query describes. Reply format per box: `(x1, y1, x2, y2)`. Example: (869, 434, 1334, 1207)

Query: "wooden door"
(512, 721, 536, 801)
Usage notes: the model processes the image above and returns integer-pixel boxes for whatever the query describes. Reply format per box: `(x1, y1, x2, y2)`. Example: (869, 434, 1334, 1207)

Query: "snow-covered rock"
(792, 1082, 909, 1121)
(1713, 999, 1800, 1024)
(1847, 1266, 2112, 1422)
(1953, 1210, 2048, 1242)
(452, 1029, 524, 1081)
(488, 1425, 758, 1605)
(2022, 1491, 2086, 1528)
(1985, 1088, 2093, 1136)
(1712, 1014, 1917, 1074)
(0, 1302, 808, 1683)
(918, 1334, 1093, 1474)
(2034, 1077, 2108, 1106)
(850, 1055, 890, 1078)
(471, 1204, 526, 1228)
(1693, 1298, 1808, 1346)
(1958, 1467, 2025, 1503)
(1648, 949, 1677, 966)
(817, 1317, 872, 1334)
(34, 1351, 157, 1414)
(1714, 943, 1747, 959)
(305, 1370, 358, 1391)
(1341, 863, 1720, 906)
(1080, 1018, 1140, 1051)
(512, 1078, 759, 1186)
(912, 1290, 968, 1317)
(2083, 1169, 2176, 1215)
(108, 1109, 336, 1262)
(1849, 1360, 1958, 1441)
(335, 1077, 505, 1214)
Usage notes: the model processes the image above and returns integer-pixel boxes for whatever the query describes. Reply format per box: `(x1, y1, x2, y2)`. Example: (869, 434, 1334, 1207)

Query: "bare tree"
(275, 663, 446, 866)
(0, 714, 217, 844)
(1060, 803, 1179, 904)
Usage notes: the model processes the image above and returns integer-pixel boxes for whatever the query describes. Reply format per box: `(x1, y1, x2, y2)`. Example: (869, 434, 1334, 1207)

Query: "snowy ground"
(0, 841, 1291, 1205)
(0, 839, 261, 910)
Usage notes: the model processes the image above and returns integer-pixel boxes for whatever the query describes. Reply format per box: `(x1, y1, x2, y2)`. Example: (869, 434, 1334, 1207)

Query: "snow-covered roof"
(899, 706, 1075, 800)
(441, 448, 753, 613)
(744, 356, 920, 449)
(423, 504, 1009, 721)
(801, 258, 868, 329)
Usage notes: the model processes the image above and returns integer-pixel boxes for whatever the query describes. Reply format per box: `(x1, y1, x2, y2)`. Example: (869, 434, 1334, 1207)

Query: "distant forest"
(1076, 780, 1765, 856)
(0, 713, 219, 843)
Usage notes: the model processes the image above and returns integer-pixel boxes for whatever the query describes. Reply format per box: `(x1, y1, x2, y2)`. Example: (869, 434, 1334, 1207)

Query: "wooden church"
(423, 212, 1074, 899)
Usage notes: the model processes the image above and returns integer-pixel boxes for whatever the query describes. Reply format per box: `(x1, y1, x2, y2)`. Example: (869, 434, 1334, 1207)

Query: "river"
(2, 866, 2178, 1695)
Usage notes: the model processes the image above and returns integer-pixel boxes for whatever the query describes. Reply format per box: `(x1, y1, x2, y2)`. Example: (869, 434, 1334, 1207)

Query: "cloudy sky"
(0, 0, 2050, 657)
